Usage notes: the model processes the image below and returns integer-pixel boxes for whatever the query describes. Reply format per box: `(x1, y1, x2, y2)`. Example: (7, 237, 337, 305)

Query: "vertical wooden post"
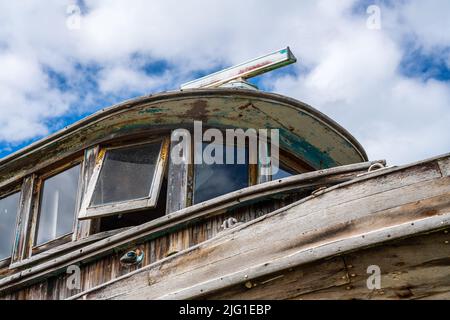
(11, 175, 35, 264)
(166, 131, 192, 214)
(74, 146, 100, 240)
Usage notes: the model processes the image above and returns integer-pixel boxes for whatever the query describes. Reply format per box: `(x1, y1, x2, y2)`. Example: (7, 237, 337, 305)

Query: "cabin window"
(35, 164, 81, 246)
(0, 192, 20, 261)
(79, 137, 169, 220)
(272, 164, 298, 180)
(193, 142, 250, 204)
(270, 150, 310, 181)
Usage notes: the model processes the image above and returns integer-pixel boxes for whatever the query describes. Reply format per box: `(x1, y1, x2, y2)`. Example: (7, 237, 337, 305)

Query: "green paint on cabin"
(138, 107, 164, 114)
(279, 129, 338, 169)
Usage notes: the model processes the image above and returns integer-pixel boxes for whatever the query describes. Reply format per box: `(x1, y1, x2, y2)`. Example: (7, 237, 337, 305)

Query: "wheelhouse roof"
(0, 89, 368, 189)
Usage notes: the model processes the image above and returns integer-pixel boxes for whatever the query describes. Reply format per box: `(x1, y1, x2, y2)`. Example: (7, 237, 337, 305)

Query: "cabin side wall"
(0, 194, 304, 300)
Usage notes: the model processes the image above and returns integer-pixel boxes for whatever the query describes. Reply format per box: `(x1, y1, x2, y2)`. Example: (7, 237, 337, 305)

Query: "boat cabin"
(0, 48, 370, 299)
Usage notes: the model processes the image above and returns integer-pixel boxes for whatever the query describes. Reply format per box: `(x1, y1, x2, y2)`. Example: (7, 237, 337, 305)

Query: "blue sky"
(0, 0, 449, 164)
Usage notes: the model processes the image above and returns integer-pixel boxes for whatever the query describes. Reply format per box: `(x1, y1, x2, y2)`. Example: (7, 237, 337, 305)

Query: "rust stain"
(238, 61, 271, 74)
(238, 103, 253, 110)
(420, 209, 438, 217)
(186, 100, 209, 122)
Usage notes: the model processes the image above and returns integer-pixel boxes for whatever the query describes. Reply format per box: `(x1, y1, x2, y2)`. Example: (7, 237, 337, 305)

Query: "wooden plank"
(67, 167, 450, 299)
(0, 160, 378, 292)
(438, 156, 450, 177)
(296, 230, 450, 300)
(10, 228, 130, 270)
(75, 146, 100, 240)
(11, 176, 35, 264)
(166, 131, 192, 214)
(208, 230, 450, 300)
(74, 210, 450, 300)
(207, 256, 350, 300)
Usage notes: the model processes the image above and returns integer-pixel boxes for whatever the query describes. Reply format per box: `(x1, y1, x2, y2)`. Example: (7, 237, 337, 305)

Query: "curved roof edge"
(0, 89, 368, 167)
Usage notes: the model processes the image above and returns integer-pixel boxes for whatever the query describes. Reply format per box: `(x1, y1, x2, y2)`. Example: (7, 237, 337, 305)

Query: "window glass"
(36, 165, 80, 246)
(90, 142, 162, 206)
(0, 192, 20, 260)
(194, 143, 249, 204)
(272, 165, 297, 181)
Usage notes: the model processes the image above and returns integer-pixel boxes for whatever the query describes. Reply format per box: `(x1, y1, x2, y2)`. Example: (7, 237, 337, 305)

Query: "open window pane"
(36, 165, 80, 246)
(194, 143, 249, 204)
(0, 192, 20, 260)
(90, 142, 162, 207)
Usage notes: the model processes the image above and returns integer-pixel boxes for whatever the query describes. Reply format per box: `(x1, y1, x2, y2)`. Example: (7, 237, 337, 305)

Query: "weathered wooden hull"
(1, 154, 449, 300)
(66, 154, 449, 300)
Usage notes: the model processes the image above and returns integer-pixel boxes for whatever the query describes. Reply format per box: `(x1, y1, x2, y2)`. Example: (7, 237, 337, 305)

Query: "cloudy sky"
(0, 0, 449, 165)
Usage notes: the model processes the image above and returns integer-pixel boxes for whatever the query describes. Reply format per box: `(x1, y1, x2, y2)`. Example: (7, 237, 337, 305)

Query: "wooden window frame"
(30, 158, 83, 256)
(0, 185, 22, 267)
(78, 136, 170, 220)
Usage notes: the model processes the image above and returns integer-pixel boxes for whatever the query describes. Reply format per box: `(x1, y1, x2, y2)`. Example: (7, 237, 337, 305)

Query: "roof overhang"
(0, 89, 367, 189)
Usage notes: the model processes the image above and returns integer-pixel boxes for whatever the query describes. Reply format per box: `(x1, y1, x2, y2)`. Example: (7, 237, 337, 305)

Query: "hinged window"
(78, 137, 169, 220)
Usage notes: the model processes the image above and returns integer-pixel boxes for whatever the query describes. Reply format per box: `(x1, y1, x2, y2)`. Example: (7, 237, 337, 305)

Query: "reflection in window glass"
(36, 165, 80, 246)
(90, 142, 162, 206)
(0, 192, 20, 260)
(194, 143, 249, 204)
(272, 165, 297, 181)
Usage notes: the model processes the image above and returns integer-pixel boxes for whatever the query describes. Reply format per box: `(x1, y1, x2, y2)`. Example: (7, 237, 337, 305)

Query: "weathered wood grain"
(11, 176, 35, 264)
(75, 146, 100, 240)
(207, 230, 450, 300)
(0, 195, 302, 299)
(166, 131, 192, 214)
(67, 160, 450, 300)
(438, 157, 450, 177)
(0, 89, 373, 192)
(0, 161, 375, 293)
(10, 227, 130, 270)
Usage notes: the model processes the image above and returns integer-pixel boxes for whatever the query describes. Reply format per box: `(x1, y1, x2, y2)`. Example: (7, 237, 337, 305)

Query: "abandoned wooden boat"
(0, 48, 449, 300)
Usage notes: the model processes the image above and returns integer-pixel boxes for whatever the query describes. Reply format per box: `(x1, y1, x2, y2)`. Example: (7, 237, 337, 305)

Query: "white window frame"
(78, 137, 170, 220)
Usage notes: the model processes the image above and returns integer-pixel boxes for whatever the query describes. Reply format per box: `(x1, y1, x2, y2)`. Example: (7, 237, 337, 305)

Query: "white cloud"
(97, 66, 165, 94)
(0, 0, 449, 164)
(0, 52, 74, 141)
